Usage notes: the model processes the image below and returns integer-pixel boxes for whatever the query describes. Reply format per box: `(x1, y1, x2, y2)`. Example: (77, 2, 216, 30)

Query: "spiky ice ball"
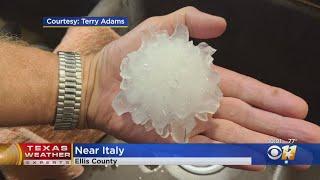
(112, 24, 223, 143)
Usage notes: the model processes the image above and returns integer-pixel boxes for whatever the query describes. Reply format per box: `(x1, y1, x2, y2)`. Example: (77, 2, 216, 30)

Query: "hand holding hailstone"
(112, 24, 222, 143)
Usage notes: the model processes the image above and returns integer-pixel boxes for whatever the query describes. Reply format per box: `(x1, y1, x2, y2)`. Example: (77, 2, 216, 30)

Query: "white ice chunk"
(112, 91, 134, 115)
(171, 24, 189, 42)
(112, 24, 223, 143)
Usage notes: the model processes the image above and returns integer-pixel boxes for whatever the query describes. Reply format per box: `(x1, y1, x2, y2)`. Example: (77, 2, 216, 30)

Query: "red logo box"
(19, 143, 71, 160)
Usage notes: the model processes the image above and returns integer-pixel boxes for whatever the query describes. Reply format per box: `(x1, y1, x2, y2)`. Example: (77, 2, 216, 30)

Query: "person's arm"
(1, 7, 320, 172)
(0, 27, 119, 128)
(53, 27, 120, 128)
(0, 40, 58, 126)
(54, 27, 119, 55)
(0, 40, 95, 127)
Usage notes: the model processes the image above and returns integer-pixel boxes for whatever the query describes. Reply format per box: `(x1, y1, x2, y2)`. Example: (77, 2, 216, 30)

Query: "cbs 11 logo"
(267, 145, 297, 164)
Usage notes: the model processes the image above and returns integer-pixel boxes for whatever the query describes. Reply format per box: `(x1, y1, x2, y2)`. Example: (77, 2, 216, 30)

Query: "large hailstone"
(112, 24, 222, 143)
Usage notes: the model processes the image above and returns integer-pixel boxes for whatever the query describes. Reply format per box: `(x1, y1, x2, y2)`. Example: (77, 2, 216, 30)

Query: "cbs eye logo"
(267, 145, 297, 164)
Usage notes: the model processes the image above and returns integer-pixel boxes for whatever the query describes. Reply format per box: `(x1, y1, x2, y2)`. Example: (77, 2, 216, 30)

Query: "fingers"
(106, 6, 226, 75)
(202, 118, 276, 143)
(214, 97, 320, 143)
(214, 66, 308, 119)
(163, 6, 227, 39)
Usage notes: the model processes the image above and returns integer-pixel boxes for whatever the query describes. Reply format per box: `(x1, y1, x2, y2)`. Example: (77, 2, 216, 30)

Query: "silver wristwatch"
(54, 51, 82, 130)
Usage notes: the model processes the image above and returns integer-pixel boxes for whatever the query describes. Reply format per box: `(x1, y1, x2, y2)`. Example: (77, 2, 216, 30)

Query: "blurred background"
(0, 0, 319, 179)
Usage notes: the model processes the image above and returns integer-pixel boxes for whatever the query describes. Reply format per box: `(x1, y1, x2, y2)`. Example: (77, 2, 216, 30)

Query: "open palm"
(85, 7, 320, 171)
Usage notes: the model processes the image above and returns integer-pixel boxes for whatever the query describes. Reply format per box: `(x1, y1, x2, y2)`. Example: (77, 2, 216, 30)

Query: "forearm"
(53, 27, 120, 128)
(54, 27, 119, 55)
(0, 40, 58, 126)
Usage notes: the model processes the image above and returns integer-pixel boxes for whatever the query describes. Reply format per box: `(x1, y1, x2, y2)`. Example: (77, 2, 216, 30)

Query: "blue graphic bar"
(73, 144, 318, 165)
(42, 17, 128, 27)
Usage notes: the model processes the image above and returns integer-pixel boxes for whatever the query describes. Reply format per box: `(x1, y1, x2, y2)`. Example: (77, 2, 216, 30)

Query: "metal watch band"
(54, 51, 82, 130)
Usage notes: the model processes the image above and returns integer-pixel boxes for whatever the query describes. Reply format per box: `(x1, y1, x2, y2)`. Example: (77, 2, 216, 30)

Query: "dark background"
(0, 0, 319, 124)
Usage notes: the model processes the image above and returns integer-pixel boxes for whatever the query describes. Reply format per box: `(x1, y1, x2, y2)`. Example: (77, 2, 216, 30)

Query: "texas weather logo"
(267, 145, 297, 164)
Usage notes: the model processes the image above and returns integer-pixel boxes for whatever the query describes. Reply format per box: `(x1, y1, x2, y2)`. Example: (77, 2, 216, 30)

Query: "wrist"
(77, 52, 100, 129)
(51, 51, 98, 130)
(85, 47, 120, 131)
(52, 47, 115, 130)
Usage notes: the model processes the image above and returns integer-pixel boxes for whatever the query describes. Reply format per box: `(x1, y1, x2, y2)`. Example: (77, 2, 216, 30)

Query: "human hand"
(85, 7, 320, 170)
